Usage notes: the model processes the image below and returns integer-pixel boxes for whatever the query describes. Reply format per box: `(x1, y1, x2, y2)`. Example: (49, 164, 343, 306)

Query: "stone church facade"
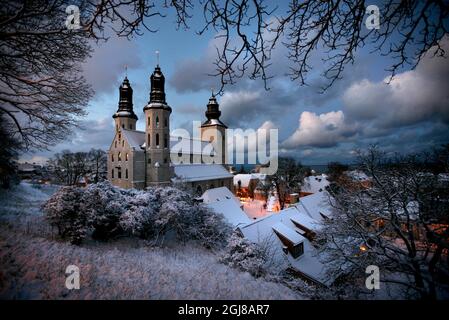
(107, 64, 233, 194)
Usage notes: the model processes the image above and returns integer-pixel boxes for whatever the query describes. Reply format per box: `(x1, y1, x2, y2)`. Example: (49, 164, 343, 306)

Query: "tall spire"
(149, 64, 166, 104)
(202, 92, 227, 128)
(113, 76, 137, 120)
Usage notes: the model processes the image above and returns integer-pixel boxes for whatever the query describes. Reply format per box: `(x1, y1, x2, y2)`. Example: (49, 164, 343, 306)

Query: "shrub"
(42, 186, 87, 244)
(220, 232, 268, 277)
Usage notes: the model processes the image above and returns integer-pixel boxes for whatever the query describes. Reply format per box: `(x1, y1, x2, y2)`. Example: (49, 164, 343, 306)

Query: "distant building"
(107, 64, 233, 192)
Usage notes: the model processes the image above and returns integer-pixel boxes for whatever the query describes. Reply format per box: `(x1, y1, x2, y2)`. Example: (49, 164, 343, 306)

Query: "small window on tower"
(148, 134, 151, 147)
(156, 116, 159, 128)
(148, 116, 150, 127)
(164, 118, 167, 127)
(117, 167, 122, 179)
(164, 158, 167, 164)
(164, 134, 168, 148)
(125, 169, 128, 179)
(115, 141, 117, 148)
(112, 169, 114, 179)
(122, 140, 124, 147)
(125, 153, 129, 161)
(111, 154, 114, 162)
(148, 158, 151, 164)
(156, 133, 159, 147)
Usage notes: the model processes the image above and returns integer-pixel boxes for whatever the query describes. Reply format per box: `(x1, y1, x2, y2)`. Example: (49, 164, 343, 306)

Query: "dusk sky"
(21, 2, 449, 165)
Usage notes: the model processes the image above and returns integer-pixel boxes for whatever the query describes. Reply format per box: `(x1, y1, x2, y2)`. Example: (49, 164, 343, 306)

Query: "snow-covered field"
(0, 183, 303, 300)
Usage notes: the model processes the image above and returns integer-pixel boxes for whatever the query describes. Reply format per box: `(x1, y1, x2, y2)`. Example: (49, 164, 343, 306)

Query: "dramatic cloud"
(282, 111, 359, 149)
(343, 37, 449, 129)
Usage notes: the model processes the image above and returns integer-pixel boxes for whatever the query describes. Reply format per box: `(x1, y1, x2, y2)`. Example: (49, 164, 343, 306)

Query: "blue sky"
(21, 3, 449, 165)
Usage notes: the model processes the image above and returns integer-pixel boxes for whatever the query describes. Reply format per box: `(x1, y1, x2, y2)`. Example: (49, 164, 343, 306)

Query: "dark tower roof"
(202, 93, 227, 128)
(113, 77, 138, 120)
(144, 65, 171, 112)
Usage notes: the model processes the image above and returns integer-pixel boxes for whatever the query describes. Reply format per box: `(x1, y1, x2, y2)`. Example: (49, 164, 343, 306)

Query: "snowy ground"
(0, 183, 303, 300)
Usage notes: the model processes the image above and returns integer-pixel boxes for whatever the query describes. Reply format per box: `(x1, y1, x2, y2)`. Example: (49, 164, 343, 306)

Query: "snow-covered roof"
(239, 206, 332, 285)
(297, 191, 333, 222)
(272, 222, 303, 245)
(207, 198, 251, 228)
(233, 173, 265, 188)
(200, 187, 241, 207)
(173, 164, 233, 182)
(119, 129, 215, 155)
(345, 170, 370, 181)
(301, 174, 329, 193)
(122, 129, 145, 149)
(290, 213, 323, 232)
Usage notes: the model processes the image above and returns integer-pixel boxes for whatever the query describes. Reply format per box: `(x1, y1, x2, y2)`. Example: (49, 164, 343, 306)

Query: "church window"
(156, 133, 159, 147)
(148, 134, 151, 147)
(115, 141, 117, 148)
(122, 140, 125, 147)
(164, 117, 167, 127)
(164, 134, 168, 148)
(111, 154, 114, 162)
(164, 158, 167, 164)
(125, 153, 129, 161)
(148, 116, 150, 127)
(156, 116, 159, 128)
(112, 169, 114, 179)
(148, 158, 151, 164)
(125, 169, 128, 179)
(118, 152, 122, 161)
(118, 133, 121, 140)
(117, 167, 122, 179)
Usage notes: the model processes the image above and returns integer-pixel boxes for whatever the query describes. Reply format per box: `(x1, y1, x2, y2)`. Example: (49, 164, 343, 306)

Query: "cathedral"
(107, 64, 234, 194)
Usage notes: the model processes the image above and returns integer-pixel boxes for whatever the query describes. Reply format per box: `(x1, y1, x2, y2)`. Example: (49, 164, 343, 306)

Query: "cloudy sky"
(21, 3, 449, 165)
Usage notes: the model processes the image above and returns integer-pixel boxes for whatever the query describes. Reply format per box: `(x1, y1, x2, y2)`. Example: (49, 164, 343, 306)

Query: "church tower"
(200, 93, 227, 164)
(144, 64, 172, 186)
(113, 76, 137, 132)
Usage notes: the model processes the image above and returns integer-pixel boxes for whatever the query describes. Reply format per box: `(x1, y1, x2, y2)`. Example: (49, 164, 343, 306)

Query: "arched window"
(111, 154, 114, 162)
(164, 134, 168, 148)
(118, 152, 122, 161)
(125, 169, 128, 179)
(117, 167, 122, 179)
(156, 133, 159, 147)
(164, 117, 168, 127)
(112, 169, 114, 179)
(156, 116, 159, 128)
(147, 134, 151, 147)
(148, 116, 151, 127)
(125, 153, 129, 161)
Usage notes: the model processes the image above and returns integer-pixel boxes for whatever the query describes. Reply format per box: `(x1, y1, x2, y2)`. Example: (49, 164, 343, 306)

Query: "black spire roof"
(202, 93, 227, 128)
(144, 65, 171, 112)
(113, 77, 138, 120)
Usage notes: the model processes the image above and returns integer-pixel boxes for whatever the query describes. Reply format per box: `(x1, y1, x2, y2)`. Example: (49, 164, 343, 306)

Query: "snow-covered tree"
(42, 186, 87, 244)
(318, 146, 449, 299)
